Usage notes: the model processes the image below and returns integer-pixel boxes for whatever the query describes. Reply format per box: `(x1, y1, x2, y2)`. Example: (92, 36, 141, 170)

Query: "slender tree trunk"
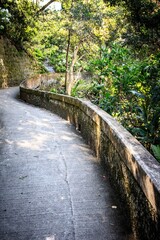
(66, 44, 81, 95)
(65, 29, 71, 94)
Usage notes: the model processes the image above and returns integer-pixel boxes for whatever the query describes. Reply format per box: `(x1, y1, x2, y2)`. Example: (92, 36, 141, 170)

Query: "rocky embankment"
(0, 36, 38, 88)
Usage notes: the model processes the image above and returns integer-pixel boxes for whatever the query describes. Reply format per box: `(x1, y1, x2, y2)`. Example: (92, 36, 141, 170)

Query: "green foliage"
(71, 79, 94, 98)
(151, 145, 160, 162)
(33, 48, 45, 61)
(86, 43, 160, 152)
(50, 86, 65, 94)
(0, 7, 11, 30)
(50, 88, 57, 93)
(30, 10, 68, 72)
(104, 0, 160, 48)
(0, 0, 38, 48)
(31, 1, 126, 81)
(49, 49, 66, 73)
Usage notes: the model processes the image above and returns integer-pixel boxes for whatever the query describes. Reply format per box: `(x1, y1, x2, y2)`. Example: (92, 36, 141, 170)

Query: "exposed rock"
(0, 36, 38, 88)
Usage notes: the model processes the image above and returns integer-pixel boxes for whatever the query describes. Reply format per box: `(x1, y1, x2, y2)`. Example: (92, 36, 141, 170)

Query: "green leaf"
(151, 145, 160, 162)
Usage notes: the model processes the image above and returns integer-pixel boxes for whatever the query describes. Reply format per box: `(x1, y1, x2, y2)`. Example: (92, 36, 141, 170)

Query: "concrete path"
(0, 87, 133, 240)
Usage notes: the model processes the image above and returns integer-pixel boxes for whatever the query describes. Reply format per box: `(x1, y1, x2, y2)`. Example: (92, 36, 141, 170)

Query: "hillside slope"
(0, 36, 38, 88)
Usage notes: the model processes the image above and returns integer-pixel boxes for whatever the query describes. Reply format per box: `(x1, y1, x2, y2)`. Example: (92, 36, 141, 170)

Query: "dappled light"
(20, 67, 160, 239)
(46, 236, 56, 240)
(0, 0, 160, 239)
(20, 119, 52, 128)
(0, 58, 8, 88)
(95, 114, 101, 160)
(143, 176, 157, 215)
(17, 133, 49, 151)
(0, 87, 134, 240)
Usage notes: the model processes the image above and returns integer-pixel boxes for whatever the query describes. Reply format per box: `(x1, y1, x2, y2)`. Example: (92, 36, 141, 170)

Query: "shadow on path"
(0, 87, 134, 240)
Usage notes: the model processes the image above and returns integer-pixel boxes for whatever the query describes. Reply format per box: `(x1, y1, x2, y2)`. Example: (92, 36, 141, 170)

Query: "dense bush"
(0, 0, 37, 48)
(73, 43, 160, 156)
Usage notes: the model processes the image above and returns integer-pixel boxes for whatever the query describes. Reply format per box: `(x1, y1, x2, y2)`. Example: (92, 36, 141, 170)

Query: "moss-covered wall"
(0, 36, 38, 88)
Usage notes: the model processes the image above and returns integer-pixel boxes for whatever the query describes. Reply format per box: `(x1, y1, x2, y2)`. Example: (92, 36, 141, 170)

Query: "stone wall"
(20, 75, 160, 240)
(0, 36, 38, 88)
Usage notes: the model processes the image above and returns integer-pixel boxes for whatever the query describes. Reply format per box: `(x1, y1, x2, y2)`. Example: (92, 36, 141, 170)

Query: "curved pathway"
(0, 87, 133, 240)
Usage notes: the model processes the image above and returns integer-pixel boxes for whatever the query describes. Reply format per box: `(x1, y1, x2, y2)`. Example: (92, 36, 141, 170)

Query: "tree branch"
(37, 0, 56, 14)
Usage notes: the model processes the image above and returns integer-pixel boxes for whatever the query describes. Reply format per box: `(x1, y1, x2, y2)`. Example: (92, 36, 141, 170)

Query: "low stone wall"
(20, 75, 160, 240)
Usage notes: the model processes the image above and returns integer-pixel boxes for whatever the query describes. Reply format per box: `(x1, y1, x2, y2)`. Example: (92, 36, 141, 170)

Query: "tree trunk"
(66, 65, 74, 95)
(65, 29, 71, 94)
(66, 44, 81, 95)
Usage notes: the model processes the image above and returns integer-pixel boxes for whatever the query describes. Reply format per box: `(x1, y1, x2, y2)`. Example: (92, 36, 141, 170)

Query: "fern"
(151, 145, 160, 162)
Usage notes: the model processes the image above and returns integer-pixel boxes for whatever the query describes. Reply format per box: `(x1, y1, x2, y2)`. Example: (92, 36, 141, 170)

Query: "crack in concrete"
(57, 144, 76, 240)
